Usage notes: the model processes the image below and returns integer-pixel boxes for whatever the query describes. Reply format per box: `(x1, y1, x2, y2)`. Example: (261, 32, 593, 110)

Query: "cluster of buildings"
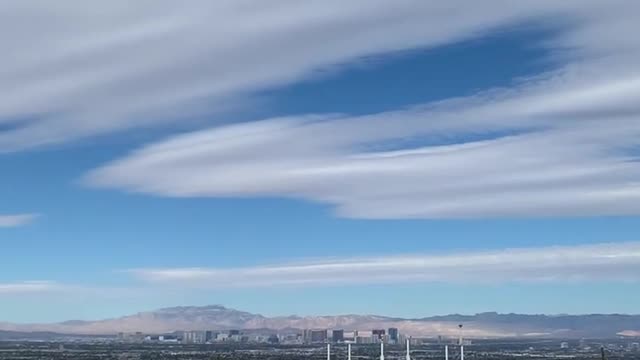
(180, 330, 280, 344)
(117, 330, 280, 344)
(117, 327, 406, 345)
(560, 340, 640, 352)
(179, 327, 404, 345)
(301, 328, 401, 345)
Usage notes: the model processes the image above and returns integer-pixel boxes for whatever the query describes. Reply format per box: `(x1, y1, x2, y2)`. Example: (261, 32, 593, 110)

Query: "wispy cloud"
(0, 281, 152, 299)
(85, 72, 640, 218)
(128, 242, 640, 287)
(0, 281, 61, 294)
(0, 213, 38, 228)
(3, 2, 640, 219)
(0, 1, 633, 151)
(81, 1, 640, 219)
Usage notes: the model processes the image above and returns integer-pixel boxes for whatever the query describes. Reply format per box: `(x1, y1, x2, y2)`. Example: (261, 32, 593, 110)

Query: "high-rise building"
(182, 330, 206, 344)
(303, 329, 313, 344)
(398, 334, 407, 347)
(182, 331, 193, 344)
(268, 335, 279, 344)
(332, 329, 344, 343)
(388, 328, 399, 344)
(205, 331, 215, 343)
(311, 329, 328, 343)
(372, 329, 386, 343)
(356, 336, 373, 344)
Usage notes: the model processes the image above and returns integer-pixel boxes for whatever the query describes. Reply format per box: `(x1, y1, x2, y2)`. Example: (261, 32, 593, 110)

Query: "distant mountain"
(1, 305, 639, 339)
(0, 329, 113, 341)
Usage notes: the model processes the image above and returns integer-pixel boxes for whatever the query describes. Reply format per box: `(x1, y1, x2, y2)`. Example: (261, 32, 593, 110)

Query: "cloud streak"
(3, 1, 640, 219)
(83, 1, 640, 219)
(85, 72, 640, 218)
(0, 213, 38, 228)
(0, 281, 61, 294)
(0, 0, 632, 151)
(0, 281, 155, 300)
(129, 242, 640, 287)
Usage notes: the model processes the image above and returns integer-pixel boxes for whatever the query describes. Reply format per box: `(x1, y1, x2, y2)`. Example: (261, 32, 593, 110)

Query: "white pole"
(327, 344, 331, 360)
(406, 339, 411, 360)
(348, 343, 352, 360)
(458, 324, 464, 360)
(445, 345, 449, 360)
(380, 341, 385, 360)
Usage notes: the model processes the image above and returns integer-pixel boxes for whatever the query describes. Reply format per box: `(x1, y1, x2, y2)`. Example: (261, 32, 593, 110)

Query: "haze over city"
(2, 0, 640, 334)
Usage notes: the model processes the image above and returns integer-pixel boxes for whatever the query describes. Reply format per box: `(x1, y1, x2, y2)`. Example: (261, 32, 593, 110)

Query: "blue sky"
(2, 1, 640, 323)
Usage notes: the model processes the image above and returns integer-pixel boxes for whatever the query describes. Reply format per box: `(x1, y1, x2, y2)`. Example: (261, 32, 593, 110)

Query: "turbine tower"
(327, 344, 331, 360)
(348, 343, 352, 360)
(405, 338, 411, 360)
(458, 324, 464, 360)
(445, 345, 449, 360)
(380, 341, 385, 360)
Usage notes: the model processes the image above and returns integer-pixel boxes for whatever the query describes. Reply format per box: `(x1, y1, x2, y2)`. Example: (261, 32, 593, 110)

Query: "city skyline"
(2, 304, 639, 340)
(2, 1, 640, 323)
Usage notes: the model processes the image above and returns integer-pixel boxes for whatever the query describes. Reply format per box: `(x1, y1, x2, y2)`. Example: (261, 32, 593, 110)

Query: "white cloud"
(0, 281, 61, 294)
(0, 0, 632, 150)
(84, 71, 640, 218)
(81, 1, 640, 219)
(129, 242, 640, 287)
(0, 281, 150, 299)
(2, 1, 639, 219)
(0, 213, 38, 228)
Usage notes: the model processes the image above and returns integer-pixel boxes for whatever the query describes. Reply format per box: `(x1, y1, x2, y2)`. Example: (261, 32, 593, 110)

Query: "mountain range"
(1, 305, 639, 339)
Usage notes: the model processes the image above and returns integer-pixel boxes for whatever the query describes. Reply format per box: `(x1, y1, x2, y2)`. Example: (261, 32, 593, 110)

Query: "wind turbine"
(458, 324, 464, 360)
